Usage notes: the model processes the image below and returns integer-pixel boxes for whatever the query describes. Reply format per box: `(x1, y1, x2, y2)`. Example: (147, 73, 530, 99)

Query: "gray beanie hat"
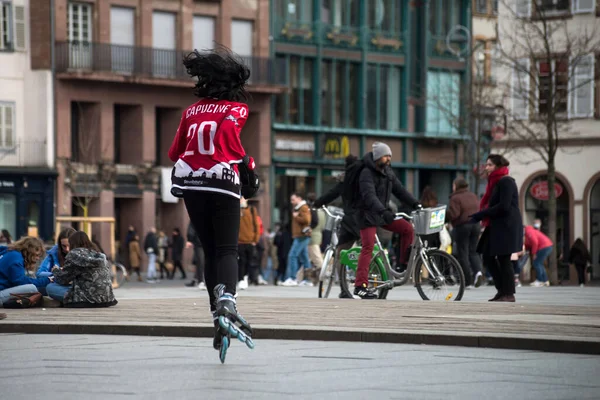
(372, 142, 392, 161)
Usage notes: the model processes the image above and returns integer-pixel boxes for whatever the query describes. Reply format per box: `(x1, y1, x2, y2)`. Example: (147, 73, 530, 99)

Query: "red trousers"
(355, 219, 414, 287)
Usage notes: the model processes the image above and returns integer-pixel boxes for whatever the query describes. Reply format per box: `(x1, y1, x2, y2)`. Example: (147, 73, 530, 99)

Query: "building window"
(366, 64, 402, 130)
(274, 55, 287, 123)
(474, 0, 498, 15)
(0, 2, 12, 50)
(0, 102, 15, 148)
(427, 71, 460, 136)
(473, 39, 497, 85)
(430, 0, 463, 35)
(276, 0, 312, 22)
(231, 19, 253, 57)
(368, 0, 402, 34)
(68, 2, 92, 43)
(322, 60, 359, 128)
(537, 0, 570, 14)
(0, 194, 16, 239)
(68, 2, 93, 68)
(286, 56, 315, 125)
(303, 58, 314, 125)
(538, 59, 568, 116)
(321, 0, 360, 27)
(321, 61, 331, 126)
(193, 15, 215, 51)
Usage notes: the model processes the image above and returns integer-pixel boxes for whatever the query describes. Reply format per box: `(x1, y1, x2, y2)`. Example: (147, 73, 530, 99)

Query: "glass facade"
(272, 0, 470, 218)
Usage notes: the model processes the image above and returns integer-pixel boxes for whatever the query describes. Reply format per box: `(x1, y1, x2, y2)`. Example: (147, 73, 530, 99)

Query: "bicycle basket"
(412, 205, 447, 235)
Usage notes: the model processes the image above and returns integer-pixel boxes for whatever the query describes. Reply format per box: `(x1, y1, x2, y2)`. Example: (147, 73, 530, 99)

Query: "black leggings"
(483, 254, 515, 295)
(183, 191, 240, 311)
(575, 264, 586, 285)
(171, 260, 186, 279)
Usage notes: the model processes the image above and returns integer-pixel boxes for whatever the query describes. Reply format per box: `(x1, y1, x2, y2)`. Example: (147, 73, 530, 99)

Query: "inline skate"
(213, 284, 255, 363)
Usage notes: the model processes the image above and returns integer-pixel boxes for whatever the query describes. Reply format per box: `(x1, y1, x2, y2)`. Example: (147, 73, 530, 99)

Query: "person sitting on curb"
(36, 227, 76, 278)
(0, 236, 51, 306)
(47, 231, 117, 308)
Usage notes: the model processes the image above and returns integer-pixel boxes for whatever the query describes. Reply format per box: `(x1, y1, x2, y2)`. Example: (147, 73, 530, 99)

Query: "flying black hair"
(183, 45, 251, 102)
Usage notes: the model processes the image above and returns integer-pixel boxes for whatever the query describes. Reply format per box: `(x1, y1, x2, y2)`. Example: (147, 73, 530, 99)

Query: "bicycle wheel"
(318, 247, 336, 298)
(111, 262, 128, 289)
(339, 257, 389, 299)
(414, 249, 464, 301)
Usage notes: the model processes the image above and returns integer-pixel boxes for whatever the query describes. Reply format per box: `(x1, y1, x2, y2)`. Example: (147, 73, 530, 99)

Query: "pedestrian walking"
(170, 228, 186, 280)
(447, 178, 483, 287)
(568, 238, 591, 287)
(470, 154, 523, 302)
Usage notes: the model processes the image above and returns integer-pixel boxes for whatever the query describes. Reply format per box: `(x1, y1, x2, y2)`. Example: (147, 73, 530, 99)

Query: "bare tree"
(64, 102, 115, 231)
(495, 0, 600, 283)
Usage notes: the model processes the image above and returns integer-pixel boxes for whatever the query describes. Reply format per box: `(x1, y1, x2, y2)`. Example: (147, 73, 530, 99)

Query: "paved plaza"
(2, 334, 599, 400)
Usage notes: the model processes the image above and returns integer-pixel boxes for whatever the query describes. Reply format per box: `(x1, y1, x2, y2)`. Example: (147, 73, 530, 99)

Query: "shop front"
(0, 170, 56, 242)
(524, 175, 572, 280)
(588, 178, 600, 280)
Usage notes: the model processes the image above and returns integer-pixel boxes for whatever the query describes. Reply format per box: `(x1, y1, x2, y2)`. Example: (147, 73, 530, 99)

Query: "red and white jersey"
(168, 98, 253, 198)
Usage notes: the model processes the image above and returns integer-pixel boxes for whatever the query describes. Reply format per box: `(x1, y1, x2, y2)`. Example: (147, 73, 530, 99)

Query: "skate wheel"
(219, 336, 229, 364)
(246, 337, 255, 350)
(218, 315, 231, 330)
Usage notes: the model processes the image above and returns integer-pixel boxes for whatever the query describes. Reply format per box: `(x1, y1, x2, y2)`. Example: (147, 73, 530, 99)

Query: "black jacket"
(143, 232, 158, 255)
(357, 153, 418, 229)
(170, 234, 185, 262)
(314, 172, 360, 239)
(472, 176, 523, 256)
(568, 245, 591, 267)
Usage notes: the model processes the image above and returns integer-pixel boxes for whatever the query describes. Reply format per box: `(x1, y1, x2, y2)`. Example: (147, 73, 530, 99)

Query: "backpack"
(310, 208, 319, 229)
(342, 159, 366, 207)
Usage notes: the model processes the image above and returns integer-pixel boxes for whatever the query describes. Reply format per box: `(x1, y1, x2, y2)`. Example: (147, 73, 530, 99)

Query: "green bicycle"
(338, 206, 465, 301)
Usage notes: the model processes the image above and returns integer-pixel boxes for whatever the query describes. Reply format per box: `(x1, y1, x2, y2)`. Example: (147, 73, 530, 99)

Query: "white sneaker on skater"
(198, 281, 207, 291)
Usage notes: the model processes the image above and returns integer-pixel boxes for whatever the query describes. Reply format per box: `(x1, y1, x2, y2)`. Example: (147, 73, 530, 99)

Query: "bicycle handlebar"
(320, 206, 343, 220)
(394, 212, 413, 221)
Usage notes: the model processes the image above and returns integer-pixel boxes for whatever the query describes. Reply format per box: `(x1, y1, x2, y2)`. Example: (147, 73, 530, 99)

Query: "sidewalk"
(1, 294, 599, 355)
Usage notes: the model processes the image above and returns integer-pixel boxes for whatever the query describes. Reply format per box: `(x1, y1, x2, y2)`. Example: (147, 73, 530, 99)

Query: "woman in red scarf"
(470, 154, 523, 302)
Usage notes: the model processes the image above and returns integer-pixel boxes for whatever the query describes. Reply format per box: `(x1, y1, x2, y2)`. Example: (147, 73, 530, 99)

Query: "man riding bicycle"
(353, 142, 421, 299)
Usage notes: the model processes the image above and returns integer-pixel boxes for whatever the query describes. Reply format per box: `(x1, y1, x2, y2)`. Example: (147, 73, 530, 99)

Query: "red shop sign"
(529, 181, 563, 201)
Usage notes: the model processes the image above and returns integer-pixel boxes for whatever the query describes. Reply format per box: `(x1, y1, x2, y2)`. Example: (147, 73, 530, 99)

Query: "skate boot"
(213, 284, 255, 363)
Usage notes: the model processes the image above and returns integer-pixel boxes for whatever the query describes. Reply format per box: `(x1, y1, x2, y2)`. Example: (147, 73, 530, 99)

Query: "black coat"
(472, 176, 523, 256)
(170, 235, 185, 262)
(357, 153, 418, 229)
(313, 173, 360, 239)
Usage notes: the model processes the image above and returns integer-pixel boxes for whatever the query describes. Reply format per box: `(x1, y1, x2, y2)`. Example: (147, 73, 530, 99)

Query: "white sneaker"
(197, 281, 207, 291)
(257, 275, 268, 286)
(580, 284, 585, 288)
(299, 280, 314, 287)
(146, 279, 156, 284)
(238, 276, 249, 291)
(281, 278, 298, 287)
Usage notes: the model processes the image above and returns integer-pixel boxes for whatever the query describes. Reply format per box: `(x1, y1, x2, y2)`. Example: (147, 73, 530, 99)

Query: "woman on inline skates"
(168, 46, 259, 362)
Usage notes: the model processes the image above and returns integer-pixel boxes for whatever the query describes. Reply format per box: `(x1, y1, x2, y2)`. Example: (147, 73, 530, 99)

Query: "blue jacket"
(0, 246, 50, 291)
(36, 245, 60, 277)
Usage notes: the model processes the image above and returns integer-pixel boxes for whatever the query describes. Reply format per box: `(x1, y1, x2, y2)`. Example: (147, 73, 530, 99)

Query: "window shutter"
(516, 0, 532, 17)
(13, 6, 26, 51)
(572, 0, 596, 13)
(569, 54, 595, 118)
(511, 58, 530, 120)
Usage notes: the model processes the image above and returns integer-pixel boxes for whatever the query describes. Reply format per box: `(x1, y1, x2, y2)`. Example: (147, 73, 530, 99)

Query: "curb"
(1, 322, 598, 355)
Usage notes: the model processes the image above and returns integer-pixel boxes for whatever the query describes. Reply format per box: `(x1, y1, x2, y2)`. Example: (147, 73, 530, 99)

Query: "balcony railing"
(55, 41, 286, 86)
(0, 140, 49, 168)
